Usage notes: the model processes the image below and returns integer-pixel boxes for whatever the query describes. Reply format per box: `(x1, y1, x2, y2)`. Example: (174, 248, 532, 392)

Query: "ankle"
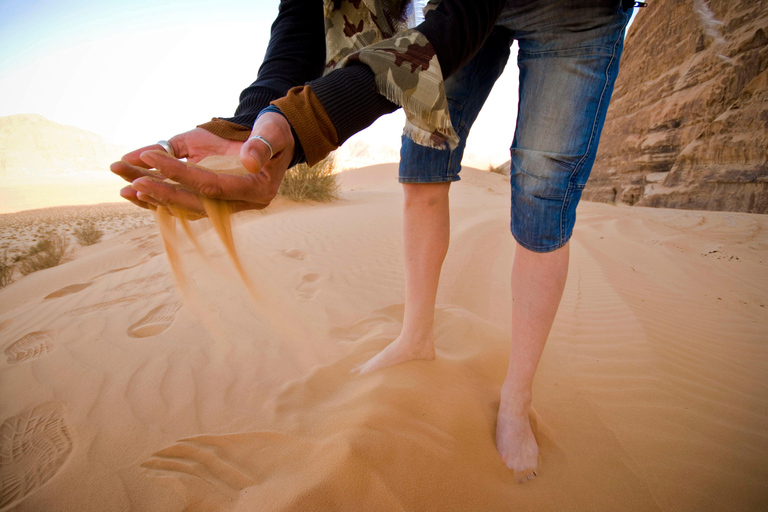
(398, 324, 434, 345)
(401, 335, 435, 353)
(389, 332, 434, 358)
(499, 385, 532, 416)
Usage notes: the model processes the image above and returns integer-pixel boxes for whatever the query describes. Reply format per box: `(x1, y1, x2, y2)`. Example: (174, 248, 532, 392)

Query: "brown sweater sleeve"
(196, 118, 253, 142)
(271, 86, 340, 167)
(270, 64, 398, 166)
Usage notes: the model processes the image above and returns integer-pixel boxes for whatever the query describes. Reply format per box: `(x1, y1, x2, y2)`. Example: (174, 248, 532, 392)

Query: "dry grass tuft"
(73, 221, 104, 246)
(0, 249, 14, 288)
(18, 233, 72, 275)
(488, 163, 508, 176)
(278, 155, 340, 202)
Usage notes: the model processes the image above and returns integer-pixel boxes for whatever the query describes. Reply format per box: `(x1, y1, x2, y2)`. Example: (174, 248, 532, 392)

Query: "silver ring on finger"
(248, 135, 274, 160)
(156, 140, 176, 158)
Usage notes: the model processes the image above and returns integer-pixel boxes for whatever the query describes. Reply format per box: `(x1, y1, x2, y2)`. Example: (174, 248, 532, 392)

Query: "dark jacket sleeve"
(418, 0, 508, 80)
(204, 0, 326, 134)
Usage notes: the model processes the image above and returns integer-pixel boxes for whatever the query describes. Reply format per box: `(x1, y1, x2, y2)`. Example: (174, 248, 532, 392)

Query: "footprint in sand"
(4, 331, 56, 364)
(128, 302, 182, 338)
(113, 272, 168, 293)
(329, 304, 404, 343)
(137, 240, 159, 250)
(91, 260, 149, 279)
(66, 294, 147, 317)
(0, 402, 73, 510)
(131, 233, 158, 243)
(275, 249, 307, 261)
(44, 282, 93, 300)
(0, 318, 14, 332)
(296, 273, 322, 299)
(65, 286, 172, 317)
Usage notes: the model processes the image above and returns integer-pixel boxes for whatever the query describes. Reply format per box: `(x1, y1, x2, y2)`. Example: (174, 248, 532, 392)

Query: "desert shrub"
(488, 163, 508, 176)
(278, 155, 340, 202)
(18, 233, 72, 276)
(73, 221, 103, 246)
(0, 249, 14, 288)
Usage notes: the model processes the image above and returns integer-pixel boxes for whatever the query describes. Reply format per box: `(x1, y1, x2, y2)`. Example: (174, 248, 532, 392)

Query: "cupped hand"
(123, 113, 295, 216)
(111, 127, 244, 210)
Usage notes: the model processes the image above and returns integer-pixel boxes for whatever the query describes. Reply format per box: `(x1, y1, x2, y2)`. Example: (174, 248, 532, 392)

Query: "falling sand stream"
(145, 154, 306, 342)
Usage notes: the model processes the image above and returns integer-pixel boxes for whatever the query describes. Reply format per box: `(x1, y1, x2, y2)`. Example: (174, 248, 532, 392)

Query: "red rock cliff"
(583, 0, 768, 213)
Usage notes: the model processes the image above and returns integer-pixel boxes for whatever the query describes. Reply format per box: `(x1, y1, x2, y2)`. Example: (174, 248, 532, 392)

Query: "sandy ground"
(0, 164, 766, 511)
(0, 202, 154, 264)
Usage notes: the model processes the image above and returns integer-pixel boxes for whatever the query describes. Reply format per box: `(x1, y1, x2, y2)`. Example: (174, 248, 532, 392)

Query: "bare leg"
(496, 241, 569, 483)
(353, 182, 451, 374)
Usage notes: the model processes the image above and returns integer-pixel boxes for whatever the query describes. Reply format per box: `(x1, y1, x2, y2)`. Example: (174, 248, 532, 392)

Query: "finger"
(141, 150, 263, 202)
(167, 133, 189, 161)
(122, 143, 176, 168)
(240, 113, 294, 202)
(230, 199, 270, 213)
(240, 137, 270, 175)
(120, 185, 155, 210)
(140, 150, 225, 196)
(132, 177, 207, 216)
(135, 191, 159, 206)
(111, 160, 157, 183)
(132, 177, 260, 216)
(127, 178, 267, 215)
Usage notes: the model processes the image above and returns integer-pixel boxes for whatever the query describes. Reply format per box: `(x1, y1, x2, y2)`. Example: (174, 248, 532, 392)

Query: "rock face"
(0, 114, 127, 179)
(582, 0, 768, 214)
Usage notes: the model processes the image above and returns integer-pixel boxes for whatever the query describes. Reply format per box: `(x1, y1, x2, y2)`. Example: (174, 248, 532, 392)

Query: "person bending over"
(112, 0, 635, 483)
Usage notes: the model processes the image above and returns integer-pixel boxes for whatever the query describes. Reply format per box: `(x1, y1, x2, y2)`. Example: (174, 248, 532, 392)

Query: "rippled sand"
(0, 164, 766, 511)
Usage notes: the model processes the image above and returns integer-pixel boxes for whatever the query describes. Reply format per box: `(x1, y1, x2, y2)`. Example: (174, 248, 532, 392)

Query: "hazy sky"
(0, 0, 520, 168)
(0, 1, 277, 146)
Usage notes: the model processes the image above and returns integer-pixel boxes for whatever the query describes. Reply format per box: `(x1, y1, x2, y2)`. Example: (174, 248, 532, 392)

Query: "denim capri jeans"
(399, 0, 633, 252)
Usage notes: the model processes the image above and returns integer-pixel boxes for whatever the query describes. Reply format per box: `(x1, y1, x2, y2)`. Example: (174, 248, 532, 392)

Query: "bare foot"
(496, 400, 539, 483)
(352, 334, 435, 375)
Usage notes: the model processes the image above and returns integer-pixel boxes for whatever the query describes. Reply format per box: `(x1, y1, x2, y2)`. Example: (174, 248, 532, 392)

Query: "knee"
(509, 148, 587, 199)
(403, 183, 450, 209)
(508, 148, 588, 253)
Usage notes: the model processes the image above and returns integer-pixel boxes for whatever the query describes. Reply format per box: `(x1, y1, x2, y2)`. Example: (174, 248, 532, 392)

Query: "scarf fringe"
(324, 0, 458, 150)
(401, 122, 456, 150)
(371, 71, 459, 150)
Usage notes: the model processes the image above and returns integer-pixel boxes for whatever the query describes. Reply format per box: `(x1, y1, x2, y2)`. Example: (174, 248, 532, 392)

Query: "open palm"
(111, 128, 244, 210)
(111, 113, 294, 215)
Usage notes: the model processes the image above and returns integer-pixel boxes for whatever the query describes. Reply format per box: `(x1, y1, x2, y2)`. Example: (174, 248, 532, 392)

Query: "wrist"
(257, 106, 304, 168)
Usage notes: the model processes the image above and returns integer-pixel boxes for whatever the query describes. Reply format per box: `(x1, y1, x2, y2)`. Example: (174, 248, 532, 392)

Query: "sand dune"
(0, 165, 766, 511)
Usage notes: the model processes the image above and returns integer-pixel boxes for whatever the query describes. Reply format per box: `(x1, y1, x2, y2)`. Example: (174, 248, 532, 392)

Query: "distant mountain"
(0, 114, 128, 178)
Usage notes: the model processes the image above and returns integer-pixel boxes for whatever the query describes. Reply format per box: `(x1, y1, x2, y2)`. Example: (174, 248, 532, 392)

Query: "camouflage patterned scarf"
(324, 0, 459, 149)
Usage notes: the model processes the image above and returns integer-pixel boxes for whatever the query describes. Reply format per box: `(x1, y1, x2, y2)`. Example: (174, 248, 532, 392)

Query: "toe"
(513, 468, 537, 484)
